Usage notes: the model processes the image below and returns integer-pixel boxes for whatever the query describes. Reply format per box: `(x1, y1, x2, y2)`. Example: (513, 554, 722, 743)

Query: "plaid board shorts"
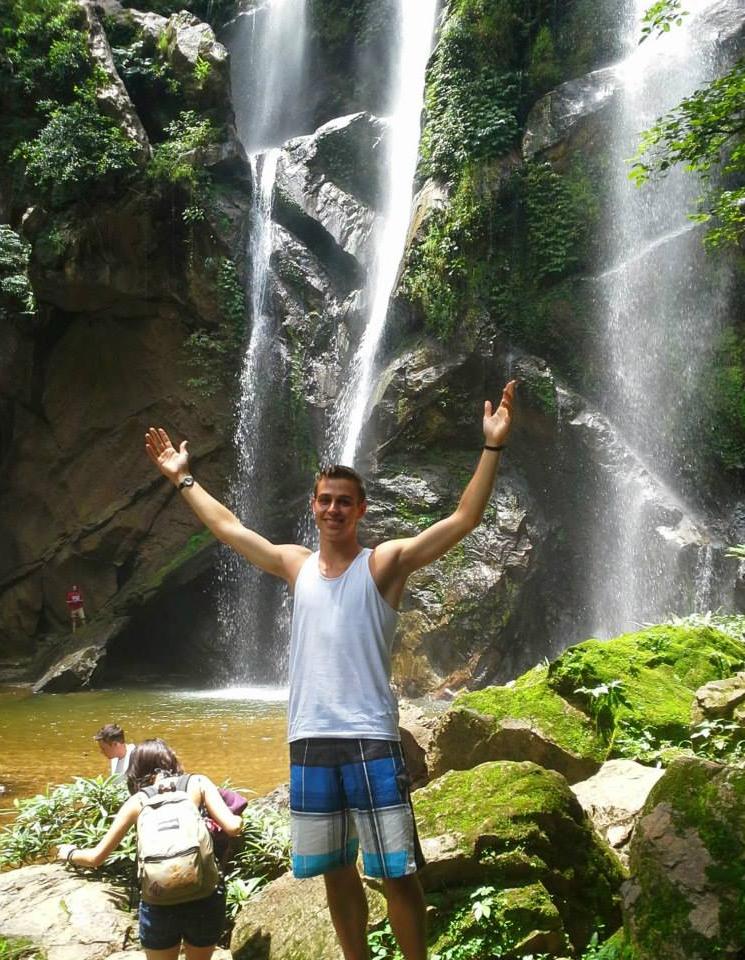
(289, 738, 425, 879)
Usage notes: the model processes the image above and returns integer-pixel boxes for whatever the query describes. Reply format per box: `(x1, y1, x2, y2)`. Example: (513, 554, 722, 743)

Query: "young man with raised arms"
(144, 380, 516, 960)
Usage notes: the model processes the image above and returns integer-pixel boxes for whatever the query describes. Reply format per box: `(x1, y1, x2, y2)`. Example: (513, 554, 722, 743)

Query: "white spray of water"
(220, 0, 309, 680)
(329, 0, 438, 466)
(589, 0, 726, 636)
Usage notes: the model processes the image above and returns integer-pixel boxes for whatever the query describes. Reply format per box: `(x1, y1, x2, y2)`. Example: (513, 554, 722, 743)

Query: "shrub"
(14, 95, 140, 205)
(0, 225, 35, 320)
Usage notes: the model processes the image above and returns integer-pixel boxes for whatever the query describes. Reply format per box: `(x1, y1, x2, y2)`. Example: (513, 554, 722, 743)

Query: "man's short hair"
(94, 723, 125, 744)
(313, 465, 366, 502)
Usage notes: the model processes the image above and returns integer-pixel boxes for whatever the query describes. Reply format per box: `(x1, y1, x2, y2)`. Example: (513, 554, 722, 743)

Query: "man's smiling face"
(312, 477, 367, 540)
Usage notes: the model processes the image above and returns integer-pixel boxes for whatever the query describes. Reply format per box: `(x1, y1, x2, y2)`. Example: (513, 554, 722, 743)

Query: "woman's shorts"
(138, 886, 226, 950)
(290, 737, 425, 879)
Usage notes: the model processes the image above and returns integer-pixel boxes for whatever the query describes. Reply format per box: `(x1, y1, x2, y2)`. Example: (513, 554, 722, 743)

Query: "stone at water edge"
(0, 864, 136, 960)
(623, 756, 745, 960)
(571, 758, 665, 867)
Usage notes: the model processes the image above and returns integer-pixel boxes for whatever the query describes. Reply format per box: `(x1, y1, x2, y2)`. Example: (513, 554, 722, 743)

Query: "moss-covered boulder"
(623, 756, 745, 960)
(415, 760, 624, 952)
(548, 624, 745, 747)
(428, 665, 605, 783)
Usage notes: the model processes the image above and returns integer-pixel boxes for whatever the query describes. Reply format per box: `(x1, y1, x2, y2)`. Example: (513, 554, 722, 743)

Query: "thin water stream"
(0, 687, 288, 815)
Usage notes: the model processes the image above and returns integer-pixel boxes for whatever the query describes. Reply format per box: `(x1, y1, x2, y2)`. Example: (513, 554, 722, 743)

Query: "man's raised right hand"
(145, 427, 190, 486)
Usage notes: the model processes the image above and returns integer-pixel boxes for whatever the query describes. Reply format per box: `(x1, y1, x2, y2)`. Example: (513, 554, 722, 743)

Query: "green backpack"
(136, 774, 219, 905)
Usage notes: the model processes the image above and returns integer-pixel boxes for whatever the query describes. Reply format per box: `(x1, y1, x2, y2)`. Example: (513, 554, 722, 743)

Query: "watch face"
(181, 476, 194, 489)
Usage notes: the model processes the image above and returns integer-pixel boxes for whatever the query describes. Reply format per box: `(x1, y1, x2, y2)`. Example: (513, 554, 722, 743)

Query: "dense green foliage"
(0, 0, 145, 205)
(0, 775, 133, 871)
(16, 94, 140, 206)
(402, 158, 598, 358)
(420, 0, 562, 182)
(149, 109, 219, 221)
(0, 0, 91, 166)
(183, 256, 246, 398)
(0, 225, 35, 321)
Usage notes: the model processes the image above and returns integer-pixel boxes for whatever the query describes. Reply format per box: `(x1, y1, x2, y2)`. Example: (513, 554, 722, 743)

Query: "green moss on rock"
(548, 624, 745, 747)
(429, 880, 565, 958)
(456, 665, 606, 764)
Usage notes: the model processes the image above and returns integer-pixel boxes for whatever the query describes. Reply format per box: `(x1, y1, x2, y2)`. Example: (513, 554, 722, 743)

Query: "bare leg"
(184, 943, 216, 960)
(144, 947, 180, 960)
(324, 864, 370, 960)
(383, 874, 427, 960)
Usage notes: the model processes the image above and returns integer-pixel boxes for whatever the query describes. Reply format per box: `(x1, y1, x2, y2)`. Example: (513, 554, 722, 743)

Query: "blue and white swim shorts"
(289, 737, 425, 879)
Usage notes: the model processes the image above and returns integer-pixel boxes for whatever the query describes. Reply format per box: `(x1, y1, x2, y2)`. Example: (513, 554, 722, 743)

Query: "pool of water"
(0, 685, 289, 816)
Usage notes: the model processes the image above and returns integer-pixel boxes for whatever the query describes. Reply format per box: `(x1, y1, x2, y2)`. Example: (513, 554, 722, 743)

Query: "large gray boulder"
(0, 864, 136, 960)
(275, 114, 387, 270)
(161, 11, 230, 107)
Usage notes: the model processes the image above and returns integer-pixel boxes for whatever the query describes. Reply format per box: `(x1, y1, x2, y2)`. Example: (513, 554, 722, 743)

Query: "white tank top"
(287, 548, 400, 742)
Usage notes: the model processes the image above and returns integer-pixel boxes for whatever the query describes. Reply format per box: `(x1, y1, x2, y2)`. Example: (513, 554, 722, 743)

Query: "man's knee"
(382, 873, 424, 901)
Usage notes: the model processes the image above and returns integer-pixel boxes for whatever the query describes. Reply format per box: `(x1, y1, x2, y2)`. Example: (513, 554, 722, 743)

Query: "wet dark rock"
(522, 67, 618, 159)
(275, 113, 387, 271)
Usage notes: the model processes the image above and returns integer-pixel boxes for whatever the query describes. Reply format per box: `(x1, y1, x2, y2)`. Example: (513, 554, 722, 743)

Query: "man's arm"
(144, 428, 309, 584)
(372, 381, 516, 604)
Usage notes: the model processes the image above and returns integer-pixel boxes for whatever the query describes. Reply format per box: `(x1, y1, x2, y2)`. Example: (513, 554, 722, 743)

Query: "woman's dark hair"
(126, 738, 184, 795)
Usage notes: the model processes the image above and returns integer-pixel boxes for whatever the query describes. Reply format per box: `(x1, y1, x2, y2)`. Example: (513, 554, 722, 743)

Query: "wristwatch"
(177, 475, 195, 491)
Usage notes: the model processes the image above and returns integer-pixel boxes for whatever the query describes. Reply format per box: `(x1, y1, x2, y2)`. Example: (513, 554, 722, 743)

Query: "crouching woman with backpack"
(58, 738, 242, 960)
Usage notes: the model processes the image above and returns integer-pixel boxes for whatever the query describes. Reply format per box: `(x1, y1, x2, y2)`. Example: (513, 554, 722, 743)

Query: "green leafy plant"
(182, 256, 246, 399)
(0, 225, 35, 319)
(367, 921, 401, 960)
(639, 0, 688, 43)
(0, 776, 132, 872)
(14, 94, 140, 205)
(631, 55, 745, 249)
(149, 110, 218, 221)
(575, 679, 629, 734)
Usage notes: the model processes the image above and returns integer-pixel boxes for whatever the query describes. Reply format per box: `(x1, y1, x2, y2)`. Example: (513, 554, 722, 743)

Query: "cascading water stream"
(588, 0, 727, 636)
(328, 0, 438, 466)
(219, 0, 309, 681)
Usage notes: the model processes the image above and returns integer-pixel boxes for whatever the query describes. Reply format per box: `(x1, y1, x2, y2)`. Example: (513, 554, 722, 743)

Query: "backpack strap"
(176, 773, 192, 793)
(140, 785, 159, 799)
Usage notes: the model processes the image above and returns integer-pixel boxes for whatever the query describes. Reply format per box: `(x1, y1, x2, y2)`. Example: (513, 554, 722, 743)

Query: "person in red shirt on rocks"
(66, 584, 85, 632)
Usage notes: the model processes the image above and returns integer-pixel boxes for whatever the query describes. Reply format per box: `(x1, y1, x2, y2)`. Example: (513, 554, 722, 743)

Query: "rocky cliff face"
(1, 0, 744, 693)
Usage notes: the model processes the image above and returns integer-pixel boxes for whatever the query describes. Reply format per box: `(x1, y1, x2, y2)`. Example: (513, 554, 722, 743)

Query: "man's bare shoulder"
(281, 543, 314, 584)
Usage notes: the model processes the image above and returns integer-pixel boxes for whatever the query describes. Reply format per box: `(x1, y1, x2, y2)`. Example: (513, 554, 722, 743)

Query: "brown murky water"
(0, 685, 289, 816)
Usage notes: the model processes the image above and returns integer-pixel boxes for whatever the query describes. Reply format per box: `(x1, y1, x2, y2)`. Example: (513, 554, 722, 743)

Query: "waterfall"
(588, 0, 727, 636)
(219, 0, 309, 681)
(328, 0, 438, 466)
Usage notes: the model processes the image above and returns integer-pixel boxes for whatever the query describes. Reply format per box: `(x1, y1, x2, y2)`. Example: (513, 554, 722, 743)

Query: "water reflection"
(0, 687, 288, 814)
